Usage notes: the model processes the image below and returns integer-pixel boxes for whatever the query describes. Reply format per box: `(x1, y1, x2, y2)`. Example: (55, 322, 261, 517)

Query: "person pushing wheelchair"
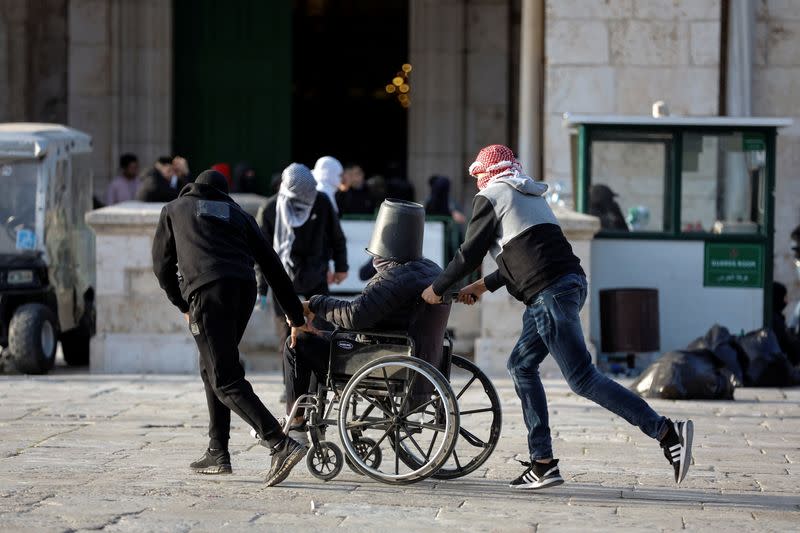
(421, 144, 694, 489)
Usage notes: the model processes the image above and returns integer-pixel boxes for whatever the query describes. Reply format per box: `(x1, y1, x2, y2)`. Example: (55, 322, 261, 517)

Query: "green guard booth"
(563, 113, 792, 356)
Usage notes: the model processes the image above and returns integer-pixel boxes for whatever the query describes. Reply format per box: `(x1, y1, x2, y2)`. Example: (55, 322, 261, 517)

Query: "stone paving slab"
(0, 372, 798, 532)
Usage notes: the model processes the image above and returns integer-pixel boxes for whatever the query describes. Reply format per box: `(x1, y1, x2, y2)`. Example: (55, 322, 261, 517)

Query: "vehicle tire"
(9, 303, 58, 375)
(60, 325, 91, 366)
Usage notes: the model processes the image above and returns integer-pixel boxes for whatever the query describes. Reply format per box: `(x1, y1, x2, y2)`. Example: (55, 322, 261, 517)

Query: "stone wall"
(408, 0, 516, 207)
(543, 0, 722, 194)
(0, 0, 68, 123)
(754, 0, 800, 301)
(68, 0, 172, 196)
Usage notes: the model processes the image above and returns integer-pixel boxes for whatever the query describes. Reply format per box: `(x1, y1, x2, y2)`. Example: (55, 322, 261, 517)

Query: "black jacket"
(309, 258, 441, 330)
(136, 169, 179, 203)
(336, 187, 374, 215)
(151, 183, 304, 326)
(256, 193, 348, 296)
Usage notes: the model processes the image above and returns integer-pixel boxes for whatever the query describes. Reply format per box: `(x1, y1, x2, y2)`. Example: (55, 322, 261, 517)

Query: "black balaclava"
(196, 169, 230, 194)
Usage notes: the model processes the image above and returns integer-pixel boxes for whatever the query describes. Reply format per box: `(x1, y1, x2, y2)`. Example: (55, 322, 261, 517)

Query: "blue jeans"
(507, 273, 667, 461)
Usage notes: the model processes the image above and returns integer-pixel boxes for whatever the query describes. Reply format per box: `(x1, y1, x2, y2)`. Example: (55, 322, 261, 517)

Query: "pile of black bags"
(631, 324, 800, 400)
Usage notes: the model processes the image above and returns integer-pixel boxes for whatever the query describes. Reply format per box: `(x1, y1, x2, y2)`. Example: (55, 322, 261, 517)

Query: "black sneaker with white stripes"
(509, 458, 564, 490)
(660, 419, 694, 484)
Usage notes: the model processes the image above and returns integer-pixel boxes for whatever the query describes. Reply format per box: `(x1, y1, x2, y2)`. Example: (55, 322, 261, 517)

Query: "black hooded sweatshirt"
(151, 182, 304, 327)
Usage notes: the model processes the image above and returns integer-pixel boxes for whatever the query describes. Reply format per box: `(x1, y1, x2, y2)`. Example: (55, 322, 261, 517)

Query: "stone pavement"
(0, 369, 798, 532)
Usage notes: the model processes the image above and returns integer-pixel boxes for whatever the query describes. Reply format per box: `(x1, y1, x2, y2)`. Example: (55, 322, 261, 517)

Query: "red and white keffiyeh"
(468, 144, 524, 190)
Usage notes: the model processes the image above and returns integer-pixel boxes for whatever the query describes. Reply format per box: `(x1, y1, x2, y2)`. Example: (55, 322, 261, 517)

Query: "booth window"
(589, 132, 672, 233)
(680, 131, 765, 234)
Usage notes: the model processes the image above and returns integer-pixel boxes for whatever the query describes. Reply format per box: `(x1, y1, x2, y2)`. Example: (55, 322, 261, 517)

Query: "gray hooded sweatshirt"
(432, 176, 584, 304)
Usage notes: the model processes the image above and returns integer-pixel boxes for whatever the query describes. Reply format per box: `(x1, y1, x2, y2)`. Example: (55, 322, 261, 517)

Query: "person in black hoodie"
(152, 169, 313, 487)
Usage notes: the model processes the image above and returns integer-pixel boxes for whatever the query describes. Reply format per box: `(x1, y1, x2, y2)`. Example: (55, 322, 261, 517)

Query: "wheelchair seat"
(328, 302, 452, 378)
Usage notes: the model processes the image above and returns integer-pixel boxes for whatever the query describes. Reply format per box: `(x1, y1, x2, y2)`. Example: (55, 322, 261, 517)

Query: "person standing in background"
(106, 153, 140, 205)
(311, 156, 343, 214)
(336, 163, 374, 215)
(136, 156, 178, 202)
(172, 156, 193, 187)
(256, 163, 348, 351)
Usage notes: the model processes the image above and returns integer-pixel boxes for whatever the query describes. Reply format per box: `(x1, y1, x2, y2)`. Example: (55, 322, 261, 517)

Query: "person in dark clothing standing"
(422, 144, 694, 490)
(152, 169, 313, 487)
(336, 164, 374, 215)
(137, 156, 178, 202)
(588, 184, 629, 231)
(256, 163, 348, 344)
(773, 282, 800, 365)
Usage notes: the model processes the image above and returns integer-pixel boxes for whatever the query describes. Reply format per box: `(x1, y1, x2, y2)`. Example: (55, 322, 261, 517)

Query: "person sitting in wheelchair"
(281, 199, 447, 444)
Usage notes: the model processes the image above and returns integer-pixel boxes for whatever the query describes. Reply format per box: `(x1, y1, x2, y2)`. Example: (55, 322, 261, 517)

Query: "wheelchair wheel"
(345, 437, 382, 475)
(394, 355, 501, 479)
(337, 355, 459, 485)
(307, 441, 343, 481)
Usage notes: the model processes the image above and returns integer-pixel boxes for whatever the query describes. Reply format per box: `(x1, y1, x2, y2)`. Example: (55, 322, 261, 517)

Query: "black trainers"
(190, 448, 232, 475)
(265, 437, 307, 487)
(660, 419, 694, 484)
(252, 419, 310, 447)
(509, 459, 564, 490)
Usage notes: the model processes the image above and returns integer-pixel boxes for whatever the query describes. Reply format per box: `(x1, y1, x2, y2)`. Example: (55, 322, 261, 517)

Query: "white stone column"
(517, 0, 543, 176)
(408, 0, 467, 202)
(474, 209, 600, 377)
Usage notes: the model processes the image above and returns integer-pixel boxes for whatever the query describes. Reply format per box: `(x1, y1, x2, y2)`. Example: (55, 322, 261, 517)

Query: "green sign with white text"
(703, 243, 763, 288)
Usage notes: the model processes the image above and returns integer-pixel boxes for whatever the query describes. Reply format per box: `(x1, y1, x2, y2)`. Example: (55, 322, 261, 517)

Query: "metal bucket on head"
(366, 199, 425, 263)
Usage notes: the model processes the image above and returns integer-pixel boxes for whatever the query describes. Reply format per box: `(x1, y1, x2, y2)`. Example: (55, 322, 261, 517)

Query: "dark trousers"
(189, 278, 284, 449)
(507, 273, 667, 461)
(283, 333, 330, 414)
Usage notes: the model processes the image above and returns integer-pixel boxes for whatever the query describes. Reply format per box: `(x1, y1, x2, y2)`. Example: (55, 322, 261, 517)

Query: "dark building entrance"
(173, 0, 407, 193)
(173, 0, 292, 193)
(291, 0, 409, 180)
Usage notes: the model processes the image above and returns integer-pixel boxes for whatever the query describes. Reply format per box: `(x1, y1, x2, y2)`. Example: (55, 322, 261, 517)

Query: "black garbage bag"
(739, 328, 800, 387)
(631, 350, 736, 400)
(687, 324, 748, 386)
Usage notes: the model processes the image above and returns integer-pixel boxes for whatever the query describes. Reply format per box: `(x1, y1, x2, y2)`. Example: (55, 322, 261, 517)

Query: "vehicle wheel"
(60, 325, 91, 366)
(306, 441, 343, 481)
(337, 355, 459, 485)
(9, 303, 58, 375)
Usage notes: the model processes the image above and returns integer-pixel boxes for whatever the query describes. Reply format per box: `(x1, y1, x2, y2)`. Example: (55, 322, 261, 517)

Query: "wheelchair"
(284, 303, 502, 485)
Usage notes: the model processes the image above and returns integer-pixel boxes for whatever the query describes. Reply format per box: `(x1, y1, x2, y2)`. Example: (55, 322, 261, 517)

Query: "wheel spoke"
(381, 367, 398, 415)
(404, 421, 446, 433)
(453, 450, 462, 469)
(400, 425, 428, 459)
(402, 397, 437, 418)
(397, 369, 419, 415)
(456, 375, 477, 400)
(394, 425, 400, 475)
(365, 428, 391, 460)
(353, 388, 394, 418)
(425, 430, 439, 460)
(459, 407, 494, 416)
(459, 426, 488, 448)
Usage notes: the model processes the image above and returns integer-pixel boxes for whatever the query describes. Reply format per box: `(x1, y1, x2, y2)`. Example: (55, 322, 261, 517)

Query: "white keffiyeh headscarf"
(312, 156, 343, 212)
(274, 163, 318, 271)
